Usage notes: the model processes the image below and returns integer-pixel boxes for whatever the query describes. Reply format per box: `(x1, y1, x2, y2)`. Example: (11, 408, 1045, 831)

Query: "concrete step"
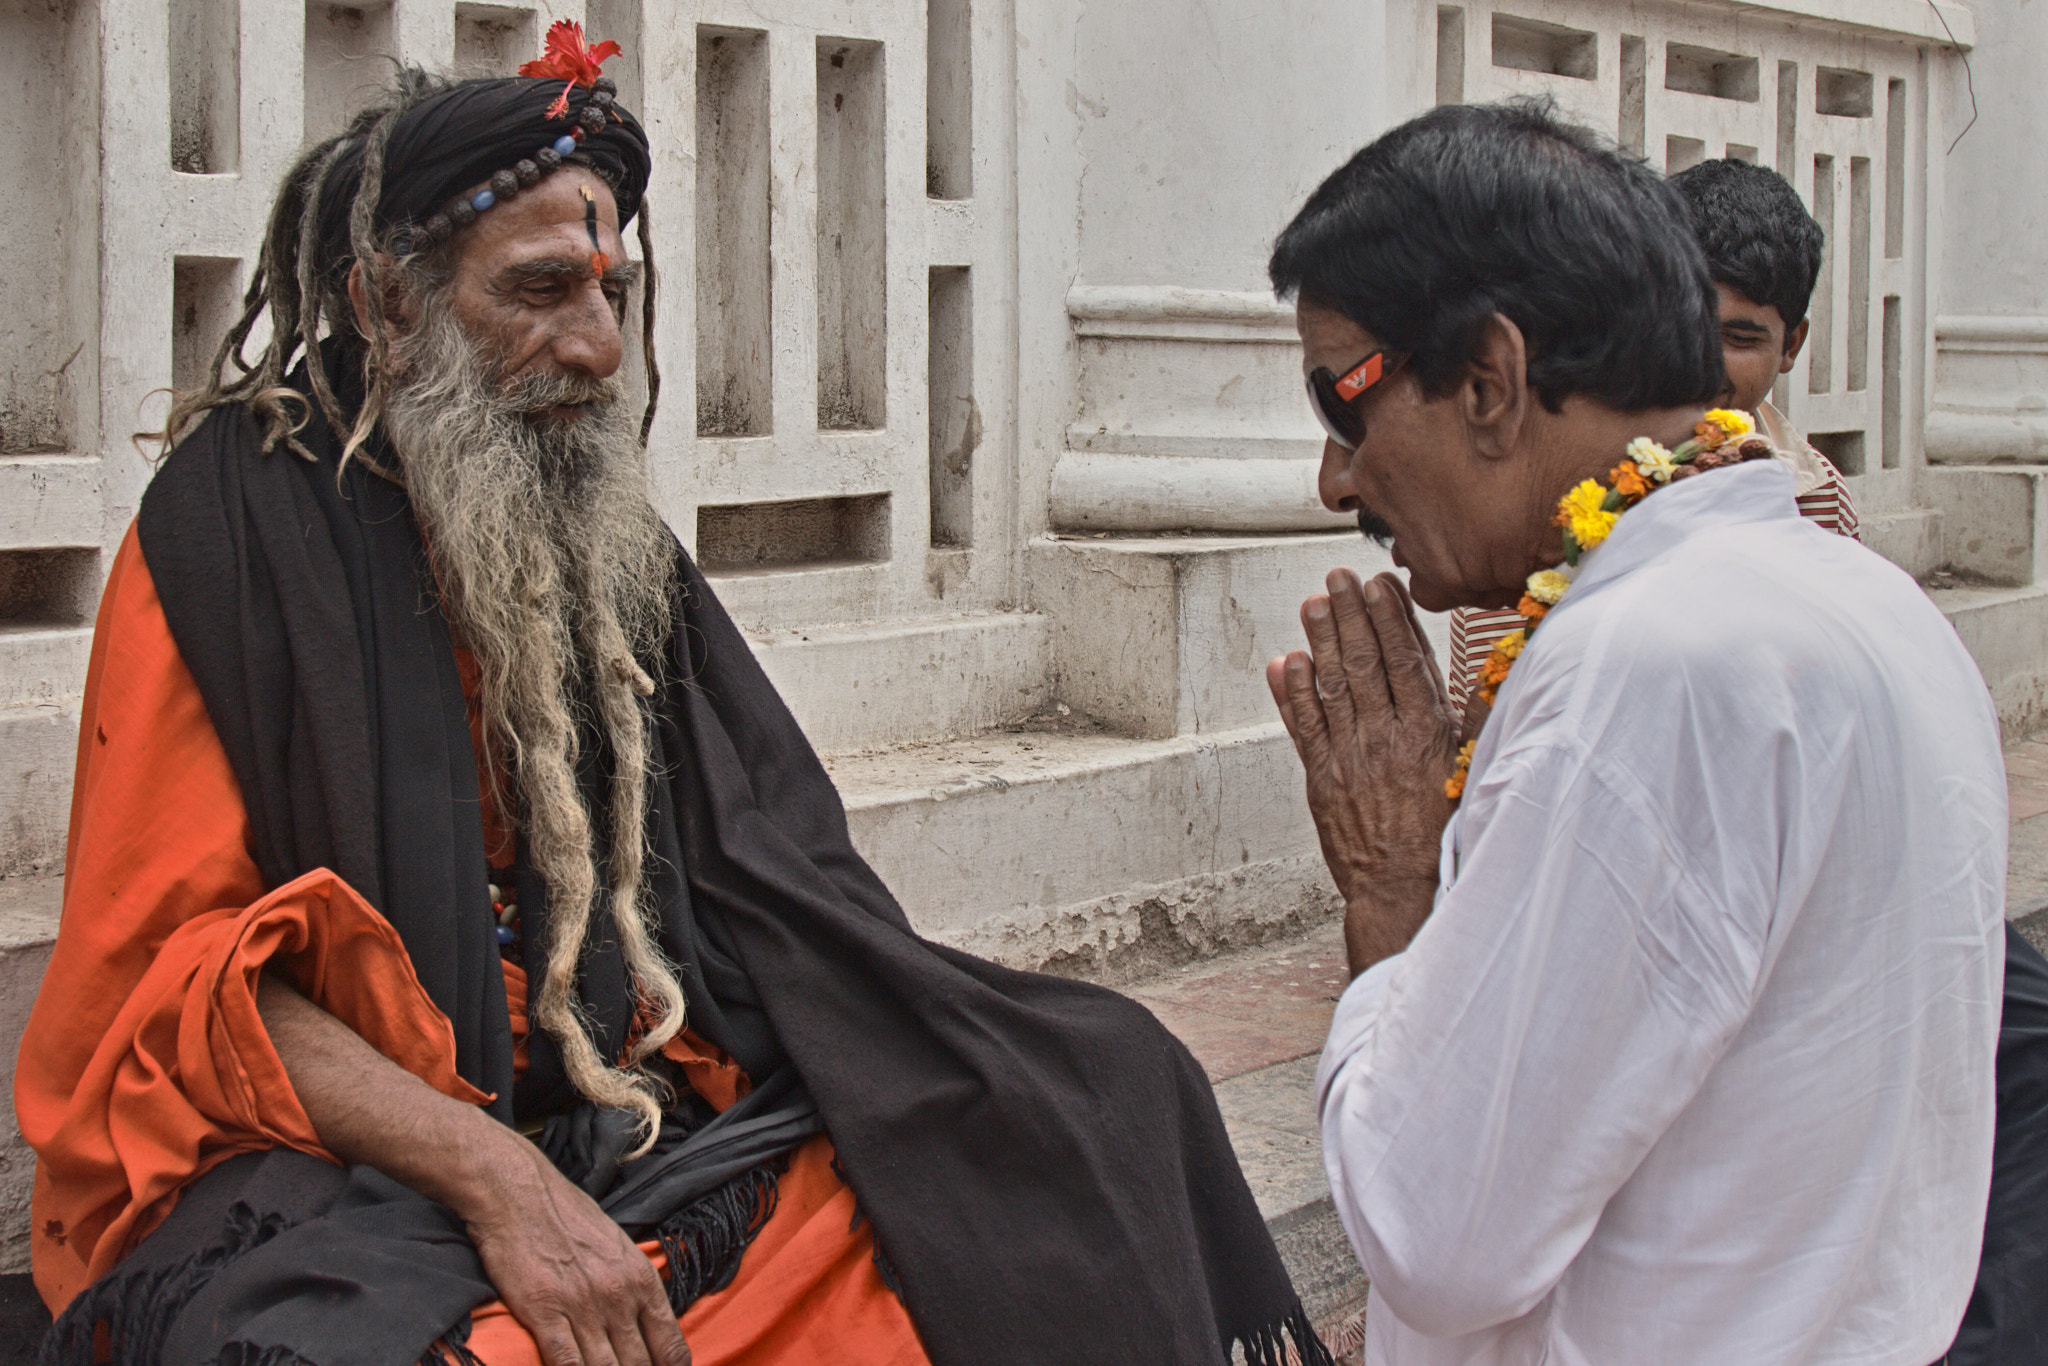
(748, 610, 1051, 754)
(0, 627, 90, 712)
(1858, 504, 1943, 581)
(0, 875, 62, 1285)
(1933, 581, 2048, 739)
(1028, 531, 1451, 742)
(831, 720, 1336, 981)
(1923, 465, 2048, 586)
(0, 707, 74, 879)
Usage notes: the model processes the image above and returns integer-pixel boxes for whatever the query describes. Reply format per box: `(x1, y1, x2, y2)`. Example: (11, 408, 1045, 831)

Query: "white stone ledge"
(1926, 411, 2048, 465)
(0, 455, 104, 551)
(753, 612, 1051, 754)
(1937, 315, 2048, 352)
(1699, 0, 1973, 48)
(1050, 453, 1350, 533)
(1067, 286, 1297, 342)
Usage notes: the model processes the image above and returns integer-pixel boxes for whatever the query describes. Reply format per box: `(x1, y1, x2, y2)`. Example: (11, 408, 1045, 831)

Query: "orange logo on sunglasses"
(1333, 353, 1385, 402)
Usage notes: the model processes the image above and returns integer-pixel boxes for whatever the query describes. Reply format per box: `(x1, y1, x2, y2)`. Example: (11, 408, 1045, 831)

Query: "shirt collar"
(1564, 458, 1798, 601)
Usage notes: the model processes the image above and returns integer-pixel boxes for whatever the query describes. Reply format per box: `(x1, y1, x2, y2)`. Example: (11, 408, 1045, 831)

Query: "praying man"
(1267, 100, 2004, 1364)
(17, 59, 1333, 1366)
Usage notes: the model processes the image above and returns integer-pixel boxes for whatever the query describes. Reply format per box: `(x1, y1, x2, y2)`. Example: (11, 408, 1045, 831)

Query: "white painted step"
(1029, 531, 1452, 741)
(0, 707, 75, 879)
(833, 721, 1335, 979)
(1923, 465, 2048, 586)
(0, 875, 63, 1275)
(1933, 580, 2048, 739)
(750, 611, 1049, 754)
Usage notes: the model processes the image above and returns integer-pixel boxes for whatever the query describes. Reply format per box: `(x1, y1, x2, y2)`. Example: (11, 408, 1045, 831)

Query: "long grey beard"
(383, 295, 685, 1149)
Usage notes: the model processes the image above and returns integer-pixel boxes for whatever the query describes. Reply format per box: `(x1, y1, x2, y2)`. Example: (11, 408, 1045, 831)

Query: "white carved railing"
(1054, 0, 1966, 533)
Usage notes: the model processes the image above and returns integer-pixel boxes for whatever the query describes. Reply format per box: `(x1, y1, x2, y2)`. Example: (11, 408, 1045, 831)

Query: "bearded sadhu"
(18, 38, 1332, 1366)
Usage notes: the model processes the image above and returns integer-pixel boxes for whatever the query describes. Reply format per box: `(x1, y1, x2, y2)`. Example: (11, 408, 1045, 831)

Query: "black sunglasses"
(1306, 350, 1403, 451)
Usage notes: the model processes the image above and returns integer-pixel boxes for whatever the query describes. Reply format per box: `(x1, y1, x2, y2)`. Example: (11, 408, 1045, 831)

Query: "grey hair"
(383, 274, 684, 1152)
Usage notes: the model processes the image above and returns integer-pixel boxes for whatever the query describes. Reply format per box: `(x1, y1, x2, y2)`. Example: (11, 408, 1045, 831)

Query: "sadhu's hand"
(1266, 568, 1461, 975)
(463, 1140, 691, 1366)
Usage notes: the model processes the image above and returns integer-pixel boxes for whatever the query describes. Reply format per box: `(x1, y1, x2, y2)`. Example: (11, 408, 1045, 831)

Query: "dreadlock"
(147, 66, 660, 464)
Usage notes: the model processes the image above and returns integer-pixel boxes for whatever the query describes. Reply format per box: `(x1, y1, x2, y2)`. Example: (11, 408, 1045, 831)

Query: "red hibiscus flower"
(520, 20, 621, 119)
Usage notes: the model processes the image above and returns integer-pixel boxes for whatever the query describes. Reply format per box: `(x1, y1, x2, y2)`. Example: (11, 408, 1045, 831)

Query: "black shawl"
(90, 389, 1329, 1366)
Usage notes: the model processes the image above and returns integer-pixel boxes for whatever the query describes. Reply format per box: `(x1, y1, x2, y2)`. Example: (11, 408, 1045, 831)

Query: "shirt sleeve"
(1313, 741, 1764, 1338)
(16, 524, 488, 1315)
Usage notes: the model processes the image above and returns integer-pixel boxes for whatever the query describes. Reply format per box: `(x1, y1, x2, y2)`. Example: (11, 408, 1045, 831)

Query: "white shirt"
(1316, 460, 2005, 1366)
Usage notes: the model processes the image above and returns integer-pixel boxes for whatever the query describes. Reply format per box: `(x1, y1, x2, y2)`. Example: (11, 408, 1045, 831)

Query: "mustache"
(1356, 506, 1395, 548)
(502, 368, 623, 414)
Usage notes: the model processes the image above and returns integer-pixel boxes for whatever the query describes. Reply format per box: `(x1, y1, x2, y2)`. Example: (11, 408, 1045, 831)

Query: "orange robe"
(16, 524, 928, 1365)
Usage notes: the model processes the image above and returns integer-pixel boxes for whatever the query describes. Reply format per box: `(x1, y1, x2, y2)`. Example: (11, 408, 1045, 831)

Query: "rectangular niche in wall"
(1809, 154, 1835, 393)
(1617, 35, 1645, 155)
(1436, 7, 1465, 106)
(1776, 60, 1798, 173)
(1810, 430, 1865, 476)
(170, 0, 239, 172)
(1726, 143, 1758, 163)
(1665, 44, 1758, 102)
(454, 4, 536, 79)
(1491, 14, 1595, 81)
(927, 0, 971, 198)
(817, 38, 887, 431)
(1666, 135, 1706, 175)
(1816, 66, 1874, 118)
(0, 547, 100, 629)
(1847, 157, 1871, 392)
(1886, 78, 1907, 259)
(583, 0, 643, 112)
(304, 2, 396, 147)
(928, 267, 974, 548)
(1882, 295, 1902, 469)
(697, 26, 771, 438)
(3, 0, 90, 455)
(696, 494, 891, 574)
(172, 257, 241, 396)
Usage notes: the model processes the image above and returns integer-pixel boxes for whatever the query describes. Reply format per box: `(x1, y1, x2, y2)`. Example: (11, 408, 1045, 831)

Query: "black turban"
(314, 75, 651, 281)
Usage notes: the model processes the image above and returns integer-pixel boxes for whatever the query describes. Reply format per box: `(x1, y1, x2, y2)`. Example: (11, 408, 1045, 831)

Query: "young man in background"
(1448, 157, 1857, 706)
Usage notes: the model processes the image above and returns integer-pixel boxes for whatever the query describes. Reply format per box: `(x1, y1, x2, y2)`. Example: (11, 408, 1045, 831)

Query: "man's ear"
(1780, 317, 1811, 375)
(344, 257, 416, 340)
(1464, 312, 1531, 462)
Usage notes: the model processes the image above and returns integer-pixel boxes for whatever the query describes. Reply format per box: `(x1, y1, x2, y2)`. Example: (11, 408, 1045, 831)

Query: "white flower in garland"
(1525, 567, 1574, 606)
(1626, 437, 1679, 484)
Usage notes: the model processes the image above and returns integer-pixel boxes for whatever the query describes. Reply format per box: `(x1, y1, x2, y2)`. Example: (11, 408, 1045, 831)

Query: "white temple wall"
(0, 0, 2019, 882)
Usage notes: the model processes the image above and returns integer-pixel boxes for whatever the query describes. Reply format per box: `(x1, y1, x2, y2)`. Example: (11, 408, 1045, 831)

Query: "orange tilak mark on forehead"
(580, 185, 608, 278)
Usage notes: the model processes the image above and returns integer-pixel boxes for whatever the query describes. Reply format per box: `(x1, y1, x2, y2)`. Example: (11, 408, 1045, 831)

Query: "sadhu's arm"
(258, 975, 691, 1366)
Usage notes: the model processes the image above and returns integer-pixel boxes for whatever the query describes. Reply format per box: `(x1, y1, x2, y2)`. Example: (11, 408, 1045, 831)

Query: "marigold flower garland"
(1444, 408, 1772, 802)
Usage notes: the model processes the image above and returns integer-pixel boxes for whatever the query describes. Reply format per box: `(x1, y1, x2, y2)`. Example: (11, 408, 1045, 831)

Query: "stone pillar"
(1929, 0, 2048, 462)
(1045, 0, 1399, 533)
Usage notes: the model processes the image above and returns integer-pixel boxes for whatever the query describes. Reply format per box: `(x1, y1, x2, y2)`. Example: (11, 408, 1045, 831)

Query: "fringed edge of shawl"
(39, 1201, 293, 1366)
(652, 1159, 784, 1312)
(37, 1197, 487, 1366)
(1231, 1301, 1337, 1366)
(418, 1318, 488, 1366)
